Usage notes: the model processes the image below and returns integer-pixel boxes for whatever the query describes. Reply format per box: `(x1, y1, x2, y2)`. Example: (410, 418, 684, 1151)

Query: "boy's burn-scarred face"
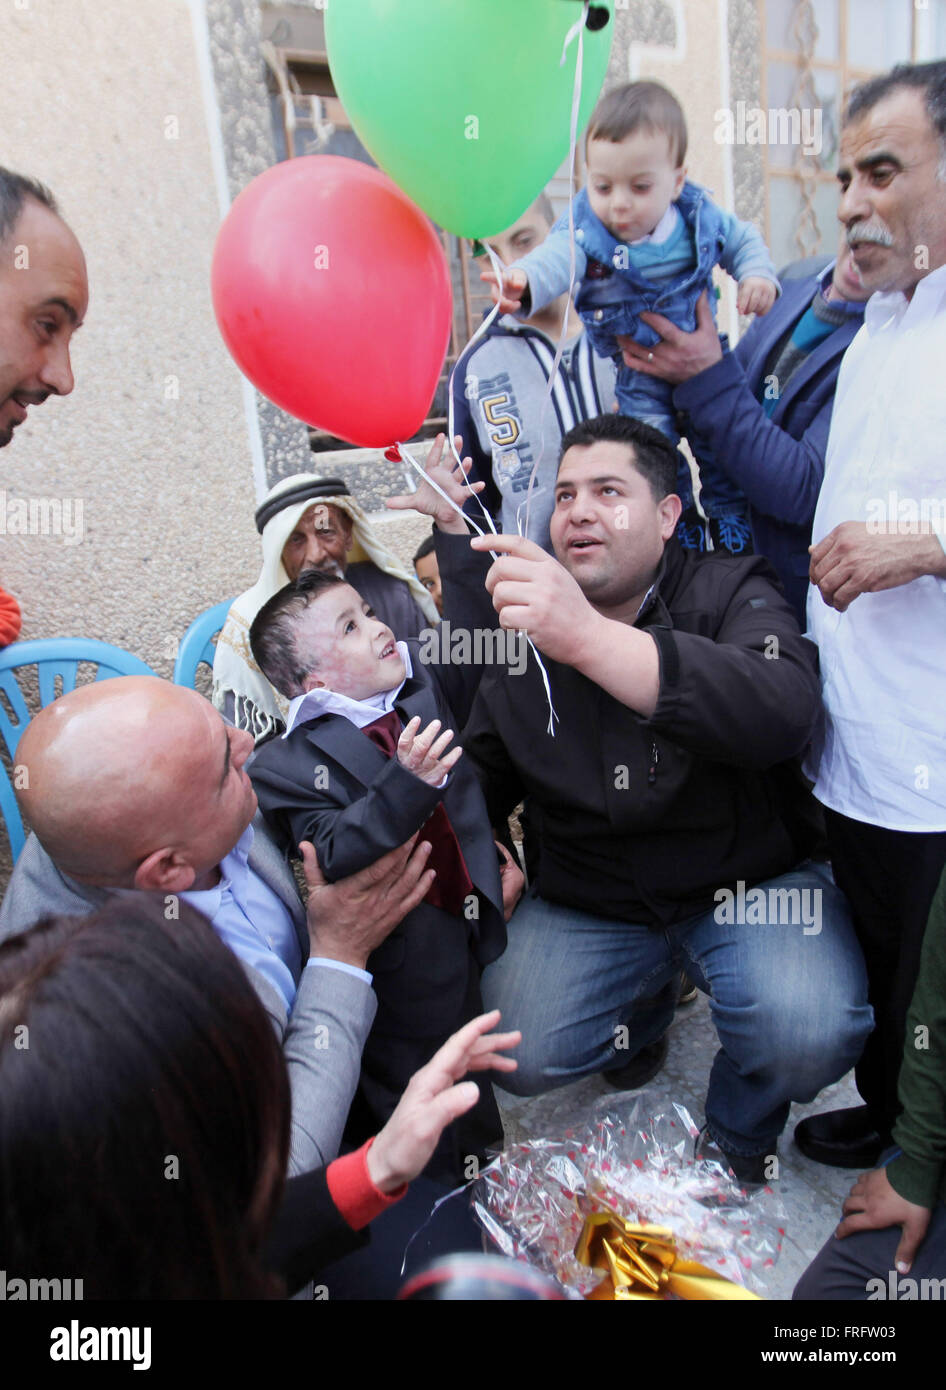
(293, 583, 406, 701)
(586, 130, 686, 244)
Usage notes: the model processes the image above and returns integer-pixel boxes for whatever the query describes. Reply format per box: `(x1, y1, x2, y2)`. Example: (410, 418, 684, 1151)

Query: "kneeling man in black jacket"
(419, 412, 872, 1185)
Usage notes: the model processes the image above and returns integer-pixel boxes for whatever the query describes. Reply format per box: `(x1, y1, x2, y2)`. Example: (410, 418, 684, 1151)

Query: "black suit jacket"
(249, 626, 508, 1171)
(251, 649, 506, 1004)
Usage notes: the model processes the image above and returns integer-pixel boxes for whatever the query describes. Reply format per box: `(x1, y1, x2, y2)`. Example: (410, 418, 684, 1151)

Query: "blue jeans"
(614, 361, 747, 518)
(482, 861, 872, 1158)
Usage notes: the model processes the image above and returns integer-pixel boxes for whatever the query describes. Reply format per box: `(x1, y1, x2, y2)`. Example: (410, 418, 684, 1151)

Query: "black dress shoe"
(603, 1033, 669, 1090)
(793, 1105, 889, 1169)
(695, 1126, 771, 1186)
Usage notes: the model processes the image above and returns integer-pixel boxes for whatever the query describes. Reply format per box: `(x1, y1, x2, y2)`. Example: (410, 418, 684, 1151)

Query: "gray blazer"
(0, 813, 376, 1177)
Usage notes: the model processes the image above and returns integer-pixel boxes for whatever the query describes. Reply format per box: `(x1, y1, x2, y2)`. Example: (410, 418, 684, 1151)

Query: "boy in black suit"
(248, 567, 521, 1182)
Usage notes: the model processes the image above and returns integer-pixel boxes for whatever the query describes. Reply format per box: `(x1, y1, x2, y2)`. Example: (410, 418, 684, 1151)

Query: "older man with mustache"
(784, 61, 946, 1175)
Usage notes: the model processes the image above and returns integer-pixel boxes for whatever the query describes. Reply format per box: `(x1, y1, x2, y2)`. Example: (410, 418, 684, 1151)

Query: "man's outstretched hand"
(470, 531, 601, 666)
(367, 1010, 521, 1193)
(301, 835, 434, 968)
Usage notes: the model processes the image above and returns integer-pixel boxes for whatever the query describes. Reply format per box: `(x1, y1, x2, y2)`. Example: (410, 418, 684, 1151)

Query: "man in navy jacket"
(618, 238, 868, 625)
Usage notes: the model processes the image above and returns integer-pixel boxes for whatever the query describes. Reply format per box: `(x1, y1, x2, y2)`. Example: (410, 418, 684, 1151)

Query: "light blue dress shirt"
(182, 824, 371, 1013)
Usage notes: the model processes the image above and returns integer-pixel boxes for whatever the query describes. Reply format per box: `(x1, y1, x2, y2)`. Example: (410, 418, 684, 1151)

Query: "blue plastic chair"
(173, 599, 233, 690)
(0, 638, 158, 863)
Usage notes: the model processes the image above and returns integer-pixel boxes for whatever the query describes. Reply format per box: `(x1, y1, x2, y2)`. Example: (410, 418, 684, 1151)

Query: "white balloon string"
(446, 251, 502, 537)
(398, 438, 490, 540)
(522, 0, 588, 547)
(475, 242, 542, 548)
(395, 438, 559, 736)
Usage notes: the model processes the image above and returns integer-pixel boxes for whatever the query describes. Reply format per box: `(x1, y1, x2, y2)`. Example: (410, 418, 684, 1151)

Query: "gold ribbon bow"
(576, 1211, 762, 1300)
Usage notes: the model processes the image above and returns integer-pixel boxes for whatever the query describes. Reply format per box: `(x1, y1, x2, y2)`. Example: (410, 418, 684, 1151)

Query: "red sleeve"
(325, 1138, 408, 1230)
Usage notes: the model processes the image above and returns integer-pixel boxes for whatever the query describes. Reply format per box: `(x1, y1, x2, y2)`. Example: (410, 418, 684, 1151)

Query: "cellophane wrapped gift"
(470, 1092, 786, 1298)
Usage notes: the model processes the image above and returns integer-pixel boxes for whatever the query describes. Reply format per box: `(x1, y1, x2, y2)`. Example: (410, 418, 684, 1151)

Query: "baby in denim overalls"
(485, 81, 780, 554)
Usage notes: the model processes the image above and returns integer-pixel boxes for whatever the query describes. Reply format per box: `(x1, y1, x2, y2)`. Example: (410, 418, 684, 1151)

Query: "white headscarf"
(212, 473, 437, 741)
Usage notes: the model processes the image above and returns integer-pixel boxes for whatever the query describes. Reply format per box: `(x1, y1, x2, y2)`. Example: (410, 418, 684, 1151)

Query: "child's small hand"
(386, 431, 484, 535)
(737, 277, 777, 317)
(480, 266, 529, 314)
(397, 716, 463, 787)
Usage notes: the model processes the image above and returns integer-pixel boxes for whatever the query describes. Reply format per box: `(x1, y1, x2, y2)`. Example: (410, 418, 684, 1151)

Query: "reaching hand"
(835, 1166, 931, 1273)
(737, 276, 777, 317)
(300, 835, 434, 967)
(386, 432, 484, 536)
(366, 1010, 521, 1192)
(480, 266, 528, 315)
(469, 531, 601, 666)
(616, 290, 722, 384)
(397, 716, 463, 786)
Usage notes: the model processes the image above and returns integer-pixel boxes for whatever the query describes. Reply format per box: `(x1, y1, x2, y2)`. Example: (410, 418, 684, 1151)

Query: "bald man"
(0, 168, 88, 448)
(0, 677, 433, 1176)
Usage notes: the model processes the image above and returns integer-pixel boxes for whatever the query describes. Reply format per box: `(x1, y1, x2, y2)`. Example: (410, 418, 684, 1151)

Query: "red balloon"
(211, 156, 452, 447)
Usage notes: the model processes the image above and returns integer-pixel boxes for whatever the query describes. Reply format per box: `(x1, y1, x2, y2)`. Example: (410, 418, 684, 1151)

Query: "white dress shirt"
(806, 262, 946, 831)
(281, 642, 450, 790)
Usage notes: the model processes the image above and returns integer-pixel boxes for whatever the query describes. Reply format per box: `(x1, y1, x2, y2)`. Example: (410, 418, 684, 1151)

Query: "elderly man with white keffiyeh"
(213, 474, 436, 742)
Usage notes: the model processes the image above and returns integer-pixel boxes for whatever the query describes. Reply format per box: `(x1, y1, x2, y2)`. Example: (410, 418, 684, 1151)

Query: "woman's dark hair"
(0, 898, 291, 1299)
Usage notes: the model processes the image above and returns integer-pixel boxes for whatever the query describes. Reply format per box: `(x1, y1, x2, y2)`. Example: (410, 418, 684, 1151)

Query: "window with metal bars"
(262, 34, 496, 452)
(760, 0, 946, 268)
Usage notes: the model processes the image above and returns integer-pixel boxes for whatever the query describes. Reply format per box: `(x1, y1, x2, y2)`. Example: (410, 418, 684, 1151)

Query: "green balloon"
(325, 0, 614, 239)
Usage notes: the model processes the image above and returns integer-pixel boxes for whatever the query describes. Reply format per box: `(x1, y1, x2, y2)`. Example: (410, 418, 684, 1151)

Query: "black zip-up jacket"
(438, 532, 823, 929)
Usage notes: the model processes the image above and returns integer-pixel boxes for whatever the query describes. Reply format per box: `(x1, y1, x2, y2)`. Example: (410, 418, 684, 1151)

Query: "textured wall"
(0, 0, 267, 675)
(206, 0, 313, 485)
(728, 0, 766, 229)
(606, 0, 758, 339)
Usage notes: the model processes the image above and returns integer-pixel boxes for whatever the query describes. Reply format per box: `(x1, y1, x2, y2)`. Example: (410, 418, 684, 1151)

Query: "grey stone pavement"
(493, 989, 862, 1302)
